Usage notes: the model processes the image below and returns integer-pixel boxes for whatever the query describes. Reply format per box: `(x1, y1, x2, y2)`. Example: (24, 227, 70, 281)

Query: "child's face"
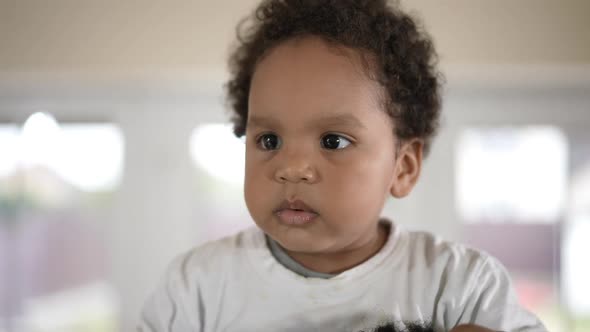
(244, 37, 400, 255)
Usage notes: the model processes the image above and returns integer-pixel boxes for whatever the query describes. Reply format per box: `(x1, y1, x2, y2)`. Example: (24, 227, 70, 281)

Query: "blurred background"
(0, 0, 589, 331)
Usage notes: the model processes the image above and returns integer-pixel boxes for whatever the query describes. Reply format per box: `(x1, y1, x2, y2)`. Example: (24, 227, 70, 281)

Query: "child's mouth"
(275, 209, 318, 225)
(274, 200, 318, 226)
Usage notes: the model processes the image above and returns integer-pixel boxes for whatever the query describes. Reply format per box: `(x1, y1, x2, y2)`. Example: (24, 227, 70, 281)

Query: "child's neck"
(284, 222, 389, 275)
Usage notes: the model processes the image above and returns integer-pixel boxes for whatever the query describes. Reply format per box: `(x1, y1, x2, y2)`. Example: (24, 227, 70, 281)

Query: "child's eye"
(320, 134, 352, 150)
(256, 133, 282, 150)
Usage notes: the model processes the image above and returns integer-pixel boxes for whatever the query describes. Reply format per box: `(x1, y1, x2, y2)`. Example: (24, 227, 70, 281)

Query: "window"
(189, 123, 244, 186)
(0, 112, 124, 332)
(188, 123, 250, 242)
(563, 161, 590, 320)
(455, 126, 570, 331)
(455, 126, 568, 223)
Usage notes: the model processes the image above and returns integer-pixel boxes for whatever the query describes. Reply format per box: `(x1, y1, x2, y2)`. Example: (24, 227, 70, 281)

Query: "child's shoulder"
(407, 229, 490, 260)
(161, 226, 264, 282)
(397, 225, 502, 278)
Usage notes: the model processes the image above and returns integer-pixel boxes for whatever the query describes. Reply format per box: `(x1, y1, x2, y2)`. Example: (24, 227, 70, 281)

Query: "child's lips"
(274, 199, 318, 225)
(275, 199, 316, 213)
(275, 209, 318, 226)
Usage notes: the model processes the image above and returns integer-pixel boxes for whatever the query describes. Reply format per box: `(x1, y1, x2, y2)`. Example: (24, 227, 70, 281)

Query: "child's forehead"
(247, 36, 393, 132)
(262, 36, 361, 64)
(247, 112, 367, 130)
(249, 43, 385, 120)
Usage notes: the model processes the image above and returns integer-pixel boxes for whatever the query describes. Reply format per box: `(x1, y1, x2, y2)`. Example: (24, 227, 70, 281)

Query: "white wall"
(1, 0, 588, 77)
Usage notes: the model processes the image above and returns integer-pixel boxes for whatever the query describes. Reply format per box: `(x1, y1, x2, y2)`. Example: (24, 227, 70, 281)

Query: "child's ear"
(389, 139, 423, 198)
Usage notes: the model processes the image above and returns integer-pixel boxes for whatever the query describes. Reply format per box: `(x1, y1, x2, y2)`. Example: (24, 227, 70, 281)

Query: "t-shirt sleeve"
(137, 253, 202, 332)
(454, 255, 547, 332)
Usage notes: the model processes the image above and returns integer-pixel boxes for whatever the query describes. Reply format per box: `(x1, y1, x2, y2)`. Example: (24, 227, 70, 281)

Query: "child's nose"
(273, 150, 319, 184)
(275, 165, 317, 184)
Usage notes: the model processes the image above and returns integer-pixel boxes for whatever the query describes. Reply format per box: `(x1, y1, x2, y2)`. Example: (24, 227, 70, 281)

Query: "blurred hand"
(450, 324, 496, 332)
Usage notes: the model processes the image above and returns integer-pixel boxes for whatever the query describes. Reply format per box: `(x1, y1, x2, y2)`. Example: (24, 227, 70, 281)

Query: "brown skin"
(245, 36, 422, 274)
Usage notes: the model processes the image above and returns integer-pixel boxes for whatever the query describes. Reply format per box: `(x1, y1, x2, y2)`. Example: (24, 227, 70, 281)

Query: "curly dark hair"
(362, 321, 435, 332)
(226, 0, 442, 155)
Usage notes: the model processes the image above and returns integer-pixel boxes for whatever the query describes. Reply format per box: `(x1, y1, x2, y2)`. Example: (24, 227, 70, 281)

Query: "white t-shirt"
(138, 222, 546, 332)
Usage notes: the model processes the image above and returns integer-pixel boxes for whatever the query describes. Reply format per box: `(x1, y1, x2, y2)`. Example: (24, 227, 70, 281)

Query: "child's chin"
(273, 233, 332, 253)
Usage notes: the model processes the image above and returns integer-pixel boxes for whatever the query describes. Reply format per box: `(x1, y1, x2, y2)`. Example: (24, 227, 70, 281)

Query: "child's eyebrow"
(247, 115, 282, 130)
(315, 113, 366, 130)
(247, 114, 366, 130)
